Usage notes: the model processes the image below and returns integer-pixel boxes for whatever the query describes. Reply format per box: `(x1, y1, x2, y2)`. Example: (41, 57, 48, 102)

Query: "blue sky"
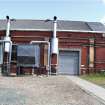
(0, 0, 105, 22)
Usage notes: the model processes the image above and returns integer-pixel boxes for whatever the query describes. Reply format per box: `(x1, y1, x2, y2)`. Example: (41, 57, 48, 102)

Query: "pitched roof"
(0, 19, 105, 33)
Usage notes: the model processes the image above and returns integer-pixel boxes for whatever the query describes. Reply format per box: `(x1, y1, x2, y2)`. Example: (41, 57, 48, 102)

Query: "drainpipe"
(51, 16, 58, 75)
(4, 16, 11, 52)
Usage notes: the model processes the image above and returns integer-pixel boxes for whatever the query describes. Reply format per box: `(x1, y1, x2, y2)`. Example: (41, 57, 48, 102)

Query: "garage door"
(58, 51, 79, 75)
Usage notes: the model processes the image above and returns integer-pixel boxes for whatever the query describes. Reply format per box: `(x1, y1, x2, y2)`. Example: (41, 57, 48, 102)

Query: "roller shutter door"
(58, 51, 79, 75)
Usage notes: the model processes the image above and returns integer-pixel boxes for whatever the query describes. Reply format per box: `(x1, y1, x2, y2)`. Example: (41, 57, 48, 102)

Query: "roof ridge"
(0, 19, 102, 23)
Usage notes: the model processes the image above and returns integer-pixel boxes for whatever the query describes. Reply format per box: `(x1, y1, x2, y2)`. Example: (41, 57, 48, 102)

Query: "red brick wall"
(0, 30, 105, 74)
(93, 35, 105, 72)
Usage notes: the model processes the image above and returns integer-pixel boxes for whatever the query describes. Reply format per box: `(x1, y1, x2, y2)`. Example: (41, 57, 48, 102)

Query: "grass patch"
(80, 73, 105, 88)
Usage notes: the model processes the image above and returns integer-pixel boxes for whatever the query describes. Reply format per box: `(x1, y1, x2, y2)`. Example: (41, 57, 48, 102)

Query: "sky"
(0, 0, 105, 22)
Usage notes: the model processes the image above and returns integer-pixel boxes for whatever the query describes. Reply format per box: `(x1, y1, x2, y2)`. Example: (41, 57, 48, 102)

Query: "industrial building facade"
(0, 16, 105, 75)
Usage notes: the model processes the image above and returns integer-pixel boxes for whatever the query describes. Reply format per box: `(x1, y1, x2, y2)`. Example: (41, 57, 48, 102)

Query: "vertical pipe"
(3, 16, 12, 75)
(4, 16, 11, 52)
(8, 41, 12, 74)
(6, 16, 10, 37)
(51, 16, 58, 54)
(51, 16, 58, 75)
(48, 43, 51, 75)
(53, 16, 57, 38)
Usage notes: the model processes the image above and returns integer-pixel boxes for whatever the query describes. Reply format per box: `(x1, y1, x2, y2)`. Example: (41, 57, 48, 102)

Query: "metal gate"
(58, 51, 79, 75)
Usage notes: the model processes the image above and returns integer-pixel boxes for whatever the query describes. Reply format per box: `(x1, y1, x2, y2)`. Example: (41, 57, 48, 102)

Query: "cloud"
(100, 16, 105, 24)
(101, 0, 105, 4)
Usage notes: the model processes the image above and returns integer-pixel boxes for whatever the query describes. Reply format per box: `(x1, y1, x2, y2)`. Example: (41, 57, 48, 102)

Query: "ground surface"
(80, 73, 105, 88)
(0, 75, 104, 105)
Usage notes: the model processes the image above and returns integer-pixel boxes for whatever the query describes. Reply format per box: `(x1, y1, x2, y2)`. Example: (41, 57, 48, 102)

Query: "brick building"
(0, 16, 105, 75)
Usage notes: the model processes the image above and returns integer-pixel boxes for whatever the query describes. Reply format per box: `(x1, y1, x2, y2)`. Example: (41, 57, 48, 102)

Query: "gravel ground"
(0, 75, 104, 105)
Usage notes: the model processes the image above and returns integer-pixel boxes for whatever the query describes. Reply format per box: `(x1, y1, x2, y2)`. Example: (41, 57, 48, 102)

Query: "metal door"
(58, 51, 79, 75)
